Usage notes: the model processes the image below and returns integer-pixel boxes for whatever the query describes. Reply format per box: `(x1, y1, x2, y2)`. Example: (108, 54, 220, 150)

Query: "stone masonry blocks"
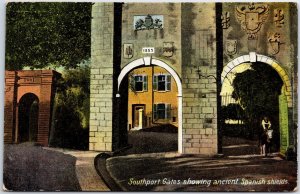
(89, 3, 114, 152)
(181, 3, 217, 155)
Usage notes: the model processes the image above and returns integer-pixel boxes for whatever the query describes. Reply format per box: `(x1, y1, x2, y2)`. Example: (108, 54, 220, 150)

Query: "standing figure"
(260, 116, 272, 156)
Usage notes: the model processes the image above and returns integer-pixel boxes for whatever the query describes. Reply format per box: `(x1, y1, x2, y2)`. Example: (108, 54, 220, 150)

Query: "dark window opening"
(153, 74, 171, 91)
(133, 75, 147, 92)
(153, 103, 171, 120)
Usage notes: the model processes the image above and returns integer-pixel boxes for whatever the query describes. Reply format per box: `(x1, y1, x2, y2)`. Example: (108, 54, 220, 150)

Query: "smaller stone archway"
(221, 52, 293, 153)
(4, 70, 61, 146)
(117, 57, 183, 153)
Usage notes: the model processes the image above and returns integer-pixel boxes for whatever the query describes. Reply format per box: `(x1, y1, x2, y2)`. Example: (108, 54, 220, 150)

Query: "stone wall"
(181, 3, 218, 155)
(222, 3, 295, 73)
(89, 3, 114, 151)
(121, 3, 182, 74)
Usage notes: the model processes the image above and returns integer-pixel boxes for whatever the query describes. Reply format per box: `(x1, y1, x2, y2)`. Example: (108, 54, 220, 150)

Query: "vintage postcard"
(3, 1, 298, 192)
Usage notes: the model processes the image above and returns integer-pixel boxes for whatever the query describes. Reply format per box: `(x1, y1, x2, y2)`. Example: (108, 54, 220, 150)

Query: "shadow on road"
(4, 143, 81, 191)
(120, 127, 178, 155)
(105, 135, 296, 191)
(107, 153, 297, 192)
(222, 136, 259, 156)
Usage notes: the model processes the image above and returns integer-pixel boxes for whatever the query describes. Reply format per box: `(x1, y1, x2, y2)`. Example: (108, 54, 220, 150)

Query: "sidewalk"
(45, 148, 110, 191)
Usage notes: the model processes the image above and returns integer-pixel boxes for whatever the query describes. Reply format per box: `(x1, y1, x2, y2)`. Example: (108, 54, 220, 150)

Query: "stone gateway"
(89, 3, 297, 156)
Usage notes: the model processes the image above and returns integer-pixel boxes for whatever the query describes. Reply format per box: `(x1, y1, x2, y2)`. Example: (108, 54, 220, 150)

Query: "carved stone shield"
(268, 41, 280, 55)
(163, 42, 174, 57)
(245, 12, 259, 31)
(268, 33, 281, 55)
(123, 44, 133, 59)
(225, 40, 237, 55)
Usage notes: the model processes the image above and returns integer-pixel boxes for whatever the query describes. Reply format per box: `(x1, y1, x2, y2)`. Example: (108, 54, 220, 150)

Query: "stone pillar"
(4, 71, 17, 143)
(181, 3, 218, 155)
(182, 69, 218, 155)
(37, 70, 57, 146)
(89, 3, 114, 151)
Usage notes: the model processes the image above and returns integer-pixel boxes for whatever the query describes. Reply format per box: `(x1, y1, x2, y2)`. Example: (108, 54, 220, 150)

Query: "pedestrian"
(260, 116, 272, 156)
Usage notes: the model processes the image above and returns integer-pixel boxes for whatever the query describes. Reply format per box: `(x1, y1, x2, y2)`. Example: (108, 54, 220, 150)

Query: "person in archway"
(260, 116, 272, 156)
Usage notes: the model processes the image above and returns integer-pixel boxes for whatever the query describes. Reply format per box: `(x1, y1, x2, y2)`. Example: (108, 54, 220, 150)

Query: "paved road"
(121, 131, 177, 155)
(107, 153, 296, 192)
(4, 143, 80, 191)
(3, 143, 110, 191)
(45, 148, 110, 191)
(103, 133, 297, 192)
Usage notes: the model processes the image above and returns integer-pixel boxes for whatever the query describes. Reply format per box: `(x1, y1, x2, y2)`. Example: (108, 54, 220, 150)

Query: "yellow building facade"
(128, 66, 178, 130)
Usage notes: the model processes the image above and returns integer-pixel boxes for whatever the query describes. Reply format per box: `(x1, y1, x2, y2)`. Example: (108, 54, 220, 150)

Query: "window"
(132, 75, 147, 92)
(153, 74, 171, 91)
(153, 103, 171, 120)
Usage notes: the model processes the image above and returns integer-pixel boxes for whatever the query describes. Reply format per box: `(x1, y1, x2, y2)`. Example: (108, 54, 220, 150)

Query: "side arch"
(17, 93, 40, 143)
(221, 52, 292, 107)
(117, 57, 183, 153)
(17, 90, 40, 103)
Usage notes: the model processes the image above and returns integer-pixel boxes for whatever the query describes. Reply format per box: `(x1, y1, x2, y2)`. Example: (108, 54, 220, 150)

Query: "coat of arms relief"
(134, 15, 163, 31)
(235, 3, 270, 40)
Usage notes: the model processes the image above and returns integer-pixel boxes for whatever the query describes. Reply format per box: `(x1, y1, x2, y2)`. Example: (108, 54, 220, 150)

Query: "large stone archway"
(220, 52, 293, 153)
(117, 57, 183, 153)
(4, 70, 61, 146)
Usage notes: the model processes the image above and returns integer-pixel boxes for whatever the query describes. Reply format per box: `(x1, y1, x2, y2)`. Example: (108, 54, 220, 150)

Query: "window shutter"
(153, 75, 158, 91)
(166, 75, 171, 91)
(143, 75, 148, 91)
(166, 104, 171, 119)
(130, 75, 135, 92)
(153, 104, 157, 120)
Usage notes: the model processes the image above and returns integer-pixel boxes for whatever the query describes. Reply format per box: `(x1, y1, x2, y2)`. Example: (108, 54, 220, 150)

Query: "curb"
(94, 153, 123, 191)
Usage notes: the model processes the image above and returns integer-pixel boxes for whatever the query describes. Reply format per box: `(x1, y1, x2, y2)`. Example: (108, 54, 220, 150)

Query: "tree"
(232, 62, 283, 139)
(49, 62, 90, 150)
(222, 103, 245, 120)
(6, 2, 92, 70)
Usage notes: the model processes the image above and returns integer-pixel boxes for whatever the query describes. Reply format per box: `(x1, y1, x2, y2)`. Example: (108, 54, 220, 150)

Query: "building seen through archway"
(128, 66, 178, 131)
(116, 57, 183, 153)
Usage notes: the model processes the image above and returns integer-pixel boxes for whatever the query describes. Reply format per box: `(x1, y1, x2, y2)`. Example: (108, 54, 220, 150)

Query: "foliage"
(231, 62, 283, 139)
(6, 2, 92, 70)
(232, 63, 283, 117)
(49, 63, 90, 150)
(222, 103, 245, 120)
